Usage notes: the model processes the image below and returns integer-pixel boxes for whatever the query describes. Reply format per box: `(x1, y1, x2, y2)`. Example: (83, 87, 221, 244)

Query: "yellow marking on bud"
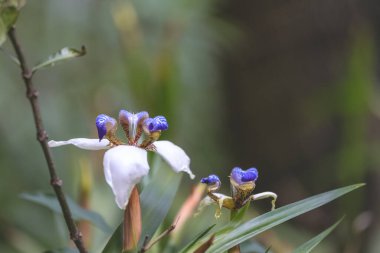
(104, 121, 124, 146)
(140, 131, 161, 149)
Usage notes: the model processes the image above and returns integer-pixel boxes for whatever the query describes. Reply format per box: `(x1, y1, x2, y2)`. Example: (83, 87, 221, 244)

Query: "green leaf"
(31, 46, 86, 73)
(0, 0, 26, 9)
(239, 240, 272, 253)
(138, 160, 183, 248)
(0, 6, 18, 28)
(20, 192, 112, 233)
(100, 223, 123, 253)
(293, 217, 343, 253)
(178, 224, 216, 253)
(230, 201, 250, 224)
(0, 18, 5, 46)
(43, 248, 78, 253)
(192, 183, 364, 253)
(0, 0, 25, 33)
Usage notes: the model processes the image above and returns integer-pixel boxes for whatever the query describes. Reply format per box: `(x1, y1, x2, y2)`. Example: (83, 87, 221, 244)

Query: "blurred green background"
(1, 0, 380, 252)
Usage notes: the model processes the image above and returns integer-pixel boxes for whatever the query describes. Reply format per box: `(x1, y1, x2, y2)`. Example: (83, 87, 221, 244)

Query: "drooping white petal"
(154, 140, 195, 179)
(48, 138, 110, 150)
(252, 191, 278, 210)
(103, 145, 149, 209)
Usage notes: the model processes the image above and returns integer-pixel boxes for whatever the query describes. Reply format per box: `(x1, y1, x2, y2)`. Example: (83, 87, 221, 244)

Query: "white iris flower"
(49, 110, 195, 209)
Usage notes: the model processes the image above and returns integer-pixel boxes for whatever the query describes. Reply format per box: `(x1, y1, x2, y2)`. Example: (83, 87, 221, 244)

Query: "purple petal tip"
(231, 167, 258, 185)
(200, 174, 220, 185)
(96, 114, 115, 140)
(146, 116, 168, 132)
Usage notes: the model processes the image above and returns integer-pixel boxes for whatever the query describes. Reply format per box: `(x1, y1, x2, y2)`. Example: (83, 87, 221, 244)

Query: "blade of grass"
(196, 183, 363, 252)
(20, 192, 111, 233)
(178, 224, 216, 253)
(138, 159, 183, 248)
(293, 217, 344, 253)
(101, 224, 123, 253)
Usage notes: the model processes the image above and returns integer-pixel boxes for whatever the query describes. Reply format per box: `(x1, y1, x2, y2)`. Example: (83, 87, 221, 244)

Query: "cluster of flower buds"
(96, 110, 169, 150)
(200, 167, 277, 218)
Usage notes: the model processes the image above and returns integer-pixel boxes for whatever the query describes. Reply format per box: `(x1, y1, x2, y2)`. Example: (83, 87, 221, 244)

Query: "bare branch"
(7, 26, 87, 253)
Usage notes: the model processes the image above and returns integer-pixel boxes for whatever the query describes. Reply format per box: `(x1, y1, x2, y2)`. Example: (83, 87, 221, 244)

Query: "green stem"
(228, 209, 240, 253)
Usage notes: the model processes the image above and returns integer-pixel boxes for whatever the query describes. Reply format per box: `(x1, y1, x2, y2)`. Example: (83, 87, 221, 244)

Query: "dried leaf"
(193, 234, 215, 253)
(123, 187, 142, 251)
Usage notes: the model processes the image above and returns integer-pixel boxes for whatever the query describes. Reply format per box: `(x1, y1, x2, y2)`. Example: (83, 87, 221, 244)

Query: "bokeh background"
(1, 0, 379, 252)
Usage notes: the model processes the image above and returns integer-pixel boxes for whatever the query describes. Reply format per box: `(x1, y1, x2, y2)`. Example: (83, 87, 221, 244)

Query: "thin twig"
(7, 27, 87, 253)
(139, 217, 180, 253)
(140, 236, 150, 251)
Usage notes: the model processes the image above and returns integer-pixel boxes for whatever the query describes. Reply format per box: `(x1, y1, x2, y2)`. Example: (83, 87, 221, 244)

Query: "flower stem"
(228, 209, 241, 253)
(7, 27, 87, 253)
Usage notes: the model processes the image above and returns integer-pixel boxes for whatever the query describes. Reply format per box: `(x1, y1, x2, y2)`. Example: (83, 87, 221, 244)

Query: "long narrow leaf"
(197, 183, 363, 253)
(230, 202, 250, 224)
(239, 241, 272, 253)
(100, 224, 123, 253)
(43, 248, 78, 253)
(179, 224, 216, 253)
(293, 217, 343, 253)
(20, 192, 111, 233)
(138, 160, 183, 248)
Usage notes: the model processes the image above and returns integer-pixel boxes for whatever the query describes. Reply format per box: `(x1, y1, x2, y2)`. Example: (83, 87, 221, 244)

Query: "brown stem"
(7, 27, 87, 253)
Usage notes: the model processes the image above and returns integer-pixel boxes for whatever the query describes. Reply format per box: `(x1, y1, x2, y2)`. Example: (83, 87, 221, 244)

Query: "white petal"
(48, 138, 110, 150)
(154, 140, 195, 179)
(252, 191, 278, 210)
(103, 145, 149, 209)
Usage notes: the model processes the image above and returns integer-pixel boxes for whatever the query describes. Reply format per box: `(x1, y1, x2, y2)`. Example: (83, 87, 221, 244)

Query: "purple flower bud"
(96, 114, 116, 141)
(201, 174, 221, 185)
(145, 116, 168, 132)
(242, 168, 258, 182)
(230, 167, 258, 185)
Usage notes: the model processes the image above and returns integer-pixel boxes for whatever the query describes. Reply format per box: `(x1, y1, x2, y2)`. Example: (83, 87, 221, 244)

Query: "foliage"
(0, 1, 374, 253)
(20, 192, 111, 233)
(0, 0, 24, 45)
(293, 218, 343, 253)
